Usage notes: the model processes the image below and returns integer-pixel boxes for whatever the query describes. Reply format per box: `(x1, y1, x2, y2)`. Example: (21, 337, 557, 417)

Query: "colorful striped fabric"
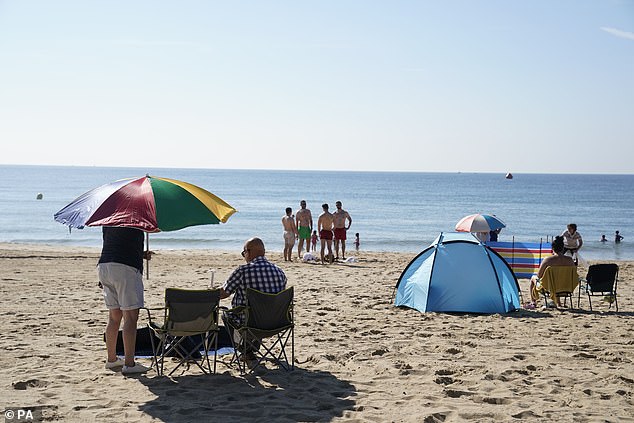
(487, 240, 552, 279)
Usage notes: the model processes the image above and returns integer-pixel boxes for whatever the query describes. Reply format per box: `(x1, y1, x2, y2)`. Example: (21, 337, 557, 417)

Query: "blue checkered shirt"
(223, 256, 287, 310)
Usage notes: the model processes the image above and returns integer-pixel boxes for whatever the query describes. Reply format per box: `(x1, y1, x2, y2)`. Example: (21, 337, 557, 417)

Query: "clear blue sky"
(1, 1, 632, 173)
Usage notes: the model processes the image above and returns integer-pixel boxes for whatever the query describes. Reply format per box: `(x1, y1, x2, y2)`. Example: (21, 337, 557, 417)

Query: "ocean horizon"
(1, 164, 632, 261)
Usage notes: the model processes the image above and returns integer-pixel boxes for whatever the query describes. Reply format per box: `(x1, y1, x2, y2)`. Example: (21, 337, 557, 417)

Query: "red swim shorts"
(334, 228, 347, 240)
(319, 230, 333, 240)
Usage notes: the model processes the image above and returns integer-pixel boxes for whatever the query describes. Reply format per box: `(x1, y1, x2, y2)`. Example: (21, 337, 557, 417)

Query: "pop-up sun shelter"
(394, 232, 521, 314)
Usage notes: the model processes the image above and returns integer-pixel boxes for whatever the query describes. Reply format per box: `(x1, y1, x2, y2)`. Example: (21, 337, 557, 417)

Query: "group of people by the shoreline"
(282, 200, 358, 264)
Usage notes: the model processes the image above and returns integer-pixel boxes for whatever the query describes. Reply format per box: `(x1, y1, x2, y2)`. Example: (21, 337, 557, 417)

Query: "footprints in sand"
(435, 376, 454, 385)
(445, 347, 461, 355)
(423, 412, 450, 422)
(12, 379, 49, 390)
(445, 388, 474, 398)
(510, 353, 526, 361)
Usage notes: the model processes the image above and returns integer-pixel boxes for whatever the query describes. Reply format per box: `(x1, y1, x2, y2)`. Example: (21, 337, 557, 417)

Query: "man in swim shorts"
(282, 207, 297, 261)
(295, 200, 313, 258)
(318, 203, 335, 264)
(333, 200, 352, 260)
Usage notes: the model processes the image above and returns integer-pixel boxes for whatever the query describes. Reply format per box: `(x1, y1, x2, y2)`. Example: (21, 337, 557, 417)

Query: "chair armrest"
(222, 305, 246, 314)
(221, 305, 247, 329)
(141, 306, 166, 327)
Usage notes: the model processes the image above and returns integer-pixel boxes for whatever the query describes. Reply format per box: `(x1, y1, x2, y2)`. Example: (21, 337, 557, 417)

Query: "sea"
(0, 165, 632, 261)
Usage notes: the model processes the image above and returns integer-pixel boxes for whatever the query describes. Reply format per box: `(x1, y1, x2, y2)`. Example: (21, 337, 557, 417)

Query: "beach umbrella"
(54, 175, 237, 277)
(455, 214, 506, 233)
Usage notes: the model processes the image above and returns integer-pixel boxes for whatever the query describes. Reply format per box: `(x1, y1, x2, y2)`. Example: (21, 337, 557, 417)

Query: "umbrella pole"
(146, 232, 150, 280)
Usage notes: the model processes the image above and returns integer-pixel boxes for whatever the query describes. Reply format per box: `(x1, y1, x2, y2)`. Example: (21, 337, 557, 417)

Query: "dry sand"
(1, 243, 633, 422)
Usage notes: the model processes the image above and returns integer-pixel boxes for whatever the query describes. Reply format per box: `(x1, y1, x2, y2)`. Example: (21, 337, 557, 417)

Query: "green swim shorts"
(298, 226, 311, 239)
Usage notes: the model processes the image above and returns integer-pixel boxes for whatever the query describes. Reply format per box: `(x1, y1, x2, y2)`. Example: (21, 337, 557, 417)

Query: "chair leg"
(150, 334, 168, 377)
(202, 334, 212, 375)
(148, 331, 160, 376)
(587, 293, 593, 311)
(606, 293, 618, 312)
(212, 330, 218, 374)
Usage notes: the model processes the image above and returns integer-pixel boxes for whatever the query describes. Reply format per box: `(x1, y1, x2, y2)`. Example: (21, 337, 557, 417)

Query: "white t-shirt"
(562, 230, 582, 249)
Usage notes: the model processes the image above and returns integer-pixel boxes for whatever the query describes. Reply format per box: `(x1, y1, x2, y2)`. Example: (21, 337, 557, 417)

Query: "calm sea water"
(0, 165, 632, 261)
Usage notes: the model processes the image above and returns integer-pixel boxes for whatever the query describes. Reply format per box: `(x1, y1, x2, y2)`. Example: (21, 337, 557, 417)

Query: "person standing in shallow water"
(561, 223, 582, 264)
(333, 201, 352, 260)
(615, 231, 623, 243)
(282, 207, 297, 262)
(311, 230, 318, 252)
(318, 203, 335, 264)
(295, 200, 313, 259)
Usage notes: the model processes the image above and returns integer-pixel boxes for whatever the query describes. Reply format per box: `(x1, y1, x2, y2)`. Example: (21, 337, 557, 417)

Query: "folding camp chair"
(538, 266, 579, 308)
(145, 288, 221, 376)
(579, 264, 619, 311)
(223, 287, 294, 374)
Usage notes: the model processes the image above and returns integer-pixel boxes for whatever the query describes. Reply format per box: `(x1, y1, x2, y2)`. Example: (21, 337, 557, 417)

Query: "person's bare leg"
(341, 240, 346, 260)
(106, 309, 123, 363)
(327, 240, 333, 264)
(122, 308, 140, 367)
(320, 240, 326, 264)
(297, 239, 304, 258)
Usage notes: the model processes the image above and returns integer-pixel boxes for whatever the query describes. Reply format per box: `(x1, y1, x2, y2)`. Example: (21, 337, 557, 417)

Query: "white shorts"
(283, 231, 295, 245)
(98, 262, 144, 310)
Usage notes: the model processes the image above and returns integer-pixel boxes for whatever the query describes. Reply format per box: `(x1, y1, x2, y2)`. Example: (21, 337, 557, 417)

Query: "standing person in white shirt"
(561, 223, 583, 264)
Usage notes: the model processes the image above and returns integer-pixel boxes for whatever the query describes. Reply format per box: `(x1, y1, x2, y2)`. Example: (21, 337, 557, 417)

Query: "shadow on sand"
(136, 365, 356, 422)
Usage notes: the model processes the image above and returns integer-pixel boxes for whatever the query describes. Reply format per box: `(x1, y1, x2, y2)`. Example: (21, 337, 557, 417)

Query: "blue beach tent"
(394, 232, 521, 314)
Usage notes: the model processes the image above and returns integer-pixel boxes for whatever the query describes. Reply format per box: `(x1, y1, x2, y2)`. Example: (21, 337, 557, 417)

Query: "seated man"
(529, 235, 575, 307)
(220, 237, 287, 358)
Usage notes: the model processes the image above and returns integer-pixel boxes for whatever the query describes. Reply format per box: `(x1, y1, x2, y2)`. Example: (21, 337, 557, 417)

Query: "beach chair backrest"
(542, 266, 579, 295)
(586, 264, 618, 293)
(165, 288, 220, 334)
(245, 287, 294, 332)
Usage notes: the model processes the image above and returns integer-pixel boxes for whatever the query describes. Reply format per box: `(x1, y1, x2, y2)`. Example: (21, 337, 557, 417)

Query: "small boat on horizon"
(505, 172, 513, 179)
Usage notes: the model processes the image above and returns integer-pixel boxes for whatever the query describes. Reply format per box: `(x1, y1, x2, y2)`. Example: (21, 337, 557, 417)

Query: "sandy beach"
(1, 243, 632, 422)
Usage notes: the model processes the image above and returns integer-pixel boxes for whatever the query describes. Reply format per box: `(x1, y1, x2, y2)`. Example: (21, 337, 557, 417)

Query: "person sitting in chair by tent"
(529, 235, 575, 308)
(220, 237, 287, 361)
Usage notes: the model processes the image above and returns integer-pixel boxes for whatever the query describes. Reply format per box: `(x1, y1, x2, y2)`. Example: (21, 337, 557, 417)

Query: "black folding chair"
(145, 288, 221, 376)
(223, 287, 294, 374)
(579, 264, 619, 311)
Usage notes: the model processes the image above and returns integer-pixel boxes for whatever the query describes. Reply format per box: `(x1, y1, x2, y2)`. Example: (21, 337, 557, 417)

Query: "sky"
(0, 0, 633, 174)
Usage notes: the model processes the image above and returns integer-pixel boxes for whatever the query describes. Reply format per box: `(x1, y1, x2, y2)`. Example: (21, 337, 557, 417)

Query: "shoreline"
(1, 241, 632, 263)
(1, 244, 632, 422)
